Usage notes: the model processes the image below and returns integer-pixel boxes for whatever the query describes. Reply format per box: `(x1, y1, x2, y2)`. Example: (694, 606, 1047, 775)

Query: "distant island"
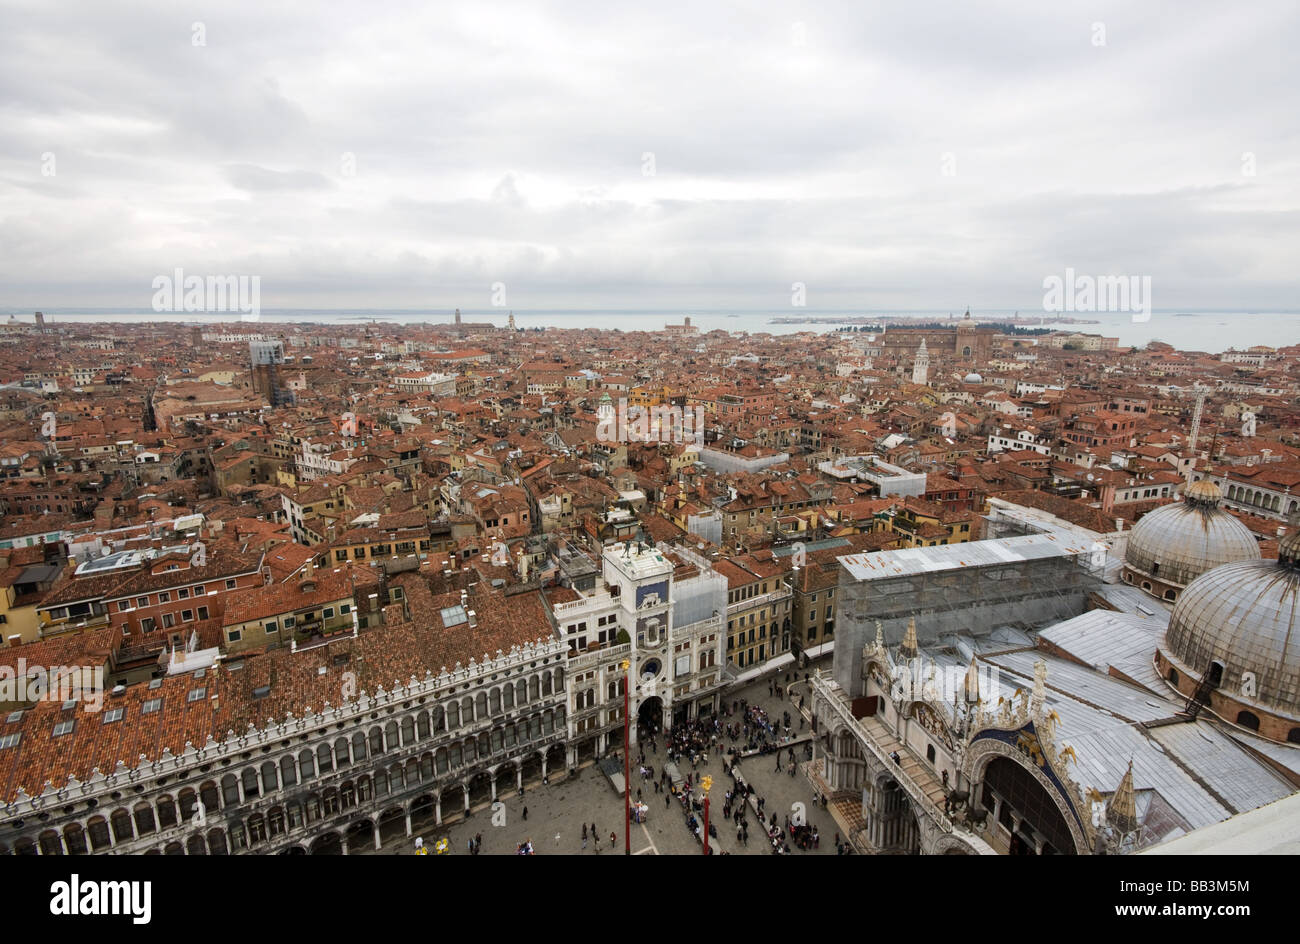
(770, 314, 1100, 326)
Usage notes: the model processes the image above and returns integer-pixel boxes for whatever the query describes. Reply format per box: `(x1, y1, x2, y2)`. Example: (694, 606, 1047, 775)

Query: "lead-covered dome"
(1161, 534, 1300, 719)
(1123, 481, 1260, 591)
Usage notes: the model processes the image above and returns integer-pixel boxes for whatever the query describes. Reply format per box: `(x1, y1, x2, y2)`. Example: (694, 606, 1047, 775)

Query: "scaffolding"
(833, 540, 1102, 698)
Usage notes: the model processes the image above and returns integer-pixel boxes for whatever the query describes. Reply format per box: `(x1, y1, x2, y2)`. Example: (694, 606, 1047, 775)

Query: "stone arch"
(134, 801, 157, 836)
(86, 816, 112, 852)
(280, 754, 298, 788)
(964, 738, 1088, 855)
(178, 786, 200, 821)
(344, 817, 373, 853)
(268, 806, 287, 838)
(260, 760, 279, 794)
(208, 828, 230, 855)
(62, 822, 88, 855)
(410, 793, 437, 828)
(927, 831, 979, 855)
(156, 793, 179, 829)
(310, 831, 342, 855)
(111, 807, 134, 843)
(247, 812, 267, 844)
(378, 806, 407, 844)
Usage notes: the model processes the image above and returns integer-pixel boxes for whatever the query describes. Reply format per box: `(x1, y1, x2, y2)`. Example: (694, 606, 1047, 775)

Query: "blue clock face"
(642, 659, 661, 677)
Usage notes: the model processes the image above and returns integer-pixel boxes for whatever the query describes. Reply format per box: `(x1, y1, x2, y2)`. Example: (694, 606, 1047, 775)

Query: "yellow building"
(221, 569, 357, 654)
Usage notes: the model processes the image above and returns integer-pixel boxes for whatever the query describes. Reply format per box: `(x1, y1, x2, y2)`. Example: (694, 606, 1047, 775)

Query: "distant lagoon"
(5, 307, 1297, 354)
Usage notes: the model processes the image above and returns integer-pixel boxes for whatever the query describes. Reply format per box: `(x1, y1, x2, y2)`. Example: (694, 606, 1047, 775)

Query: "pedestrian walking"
(610, 830, 616, 849)
(522, 806, 528, 820)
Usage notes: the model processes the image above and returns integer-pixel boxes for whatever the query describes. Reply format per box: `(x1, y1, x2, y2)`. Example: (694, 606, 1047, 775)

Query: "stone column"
(490, 769, 498, 802)
(462, 783, 470, 812)
(373, 821, 382, 851)
(405, 811, 412, 837)
(540, 752, 548, 780)
(435, 793, 443, 826)
(515, 762, 522, 791)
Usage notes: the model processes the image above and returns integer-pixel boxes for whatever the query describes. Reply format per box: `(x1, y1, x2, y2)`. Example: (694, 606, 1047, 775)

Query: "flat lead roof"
(837, 532, 1090, 582)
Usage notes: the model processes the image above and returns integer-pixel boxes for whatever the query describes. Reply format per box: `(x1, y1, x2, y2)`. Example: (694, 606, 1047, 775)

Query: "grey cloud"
(222, 163, 335, 192)
(0, 0, 1295, 313)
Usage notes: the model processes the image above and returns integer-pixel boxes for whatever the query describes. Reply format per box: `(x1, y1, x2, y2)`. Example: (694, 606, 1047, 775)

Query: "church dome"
(1123, 482, 1260, 590)
(963, 372, 983, 384)
(1161, 541, 1300, 718)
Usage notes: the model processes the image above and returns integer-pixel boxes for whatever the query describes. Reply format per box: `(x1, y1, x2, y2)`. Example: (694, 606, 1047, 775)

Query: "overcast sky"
(2, 0, 1298, 313)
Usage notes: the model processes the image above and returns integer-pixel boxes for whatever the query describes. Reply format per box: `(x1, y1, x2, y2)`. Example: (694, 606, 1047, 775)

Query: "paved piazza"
(370, 666, 843, 856)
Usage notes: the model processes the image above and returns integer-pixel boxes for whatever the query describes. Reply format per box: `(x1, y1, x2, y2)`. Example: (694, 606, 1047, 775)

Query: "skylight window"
(440, 605, 468, 628)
